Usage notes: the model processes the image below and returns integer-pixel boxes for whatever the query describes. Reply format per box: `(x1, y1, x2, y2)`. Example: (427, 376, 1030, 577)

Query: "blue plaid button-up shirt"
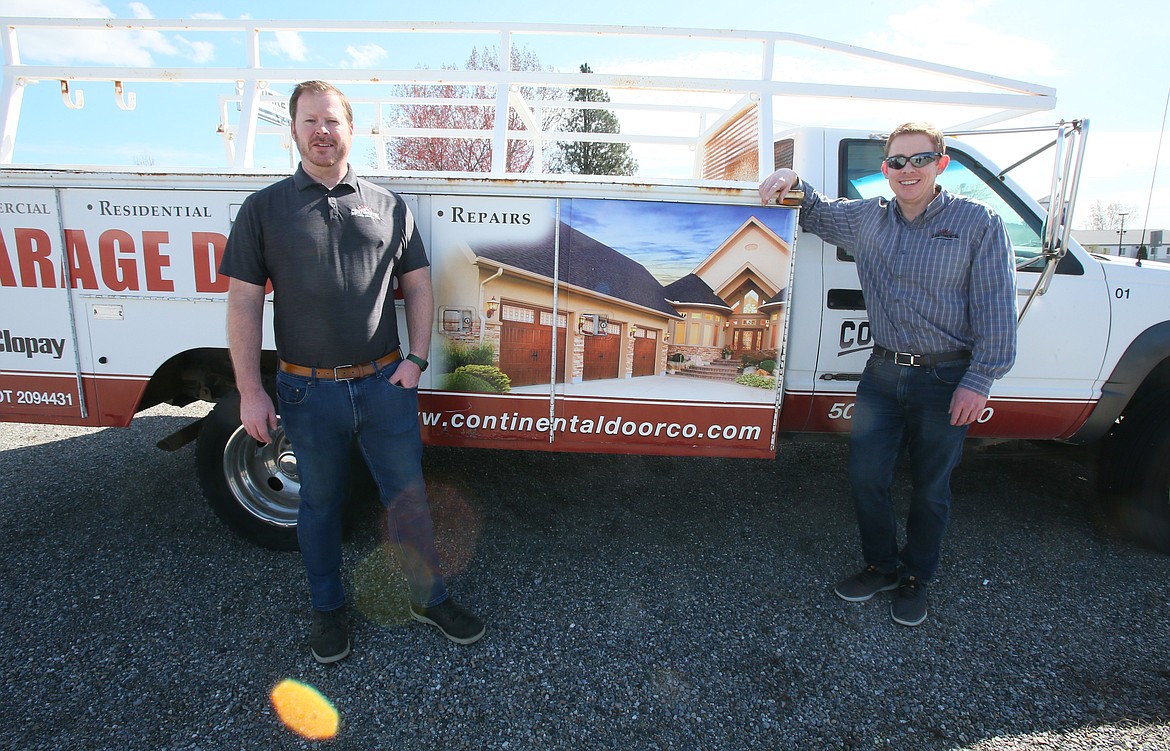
(797, 181, 1017, 396)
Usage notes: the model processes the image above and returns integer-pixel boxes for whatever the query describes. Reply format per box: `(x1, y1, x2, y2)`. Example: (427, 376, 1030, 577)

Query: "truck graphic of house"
(432, 196, 794, 391)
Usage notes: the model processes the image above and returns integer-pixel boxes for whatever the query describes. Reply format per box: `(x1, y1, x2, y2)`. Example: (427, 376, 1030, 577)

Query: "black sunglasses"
(884, 151, 943, 170)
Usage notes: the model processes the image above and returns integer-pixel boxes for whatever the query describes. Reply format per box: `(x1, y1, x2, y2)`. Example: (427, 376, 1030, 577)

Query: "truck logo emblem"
(0, 329, 66, 359)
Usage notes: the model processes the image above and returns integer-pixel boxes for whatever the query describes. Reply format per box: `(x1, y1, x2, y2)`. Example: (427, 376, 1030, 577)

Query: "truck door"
(0, 188, 86, 423)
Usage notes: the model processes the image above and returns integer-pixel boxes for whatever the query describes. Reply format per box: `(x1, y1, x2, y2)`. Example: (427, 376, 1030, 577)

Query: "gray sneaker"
(309, 607, 351, 664)
(891, 576, 928, 627)
(834, 565, 900, 602)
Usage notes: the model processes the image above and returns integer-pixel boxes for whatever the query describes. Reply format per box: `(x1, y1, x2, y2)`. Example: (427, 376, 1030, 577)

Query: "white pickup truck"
(2, 18, 1167, 552)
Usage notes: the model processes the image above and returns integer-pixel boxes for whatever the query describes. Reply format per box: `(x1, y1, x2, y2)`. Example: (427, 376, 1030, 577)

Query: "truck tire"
(1103, 394, 1170, 554)
(196, 393, 303, 551)
(195, 394, 379, 551)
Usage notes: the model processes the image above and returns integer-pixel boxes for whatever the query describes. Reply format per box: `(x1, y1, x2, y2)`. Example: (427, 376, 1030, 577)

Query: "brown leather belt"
(873, 345, 970, 368)
(278, 350, 401, 380)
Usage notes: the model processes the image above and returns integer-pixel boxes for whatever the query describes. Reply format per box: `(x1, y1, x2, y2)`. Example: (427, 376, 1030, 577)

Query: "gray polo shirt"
(221, 165, 429, 368)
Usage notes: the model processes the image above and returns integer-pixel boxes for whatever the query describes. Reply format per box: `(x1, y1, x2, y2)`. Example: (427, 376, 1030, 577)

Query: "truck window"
(837, 139, 1074, 274)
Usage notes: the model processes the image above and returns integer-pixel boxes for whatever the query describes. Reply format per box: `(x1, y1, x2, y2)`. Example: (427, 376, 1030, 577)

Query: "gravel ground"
(2, 403, 1170, 750)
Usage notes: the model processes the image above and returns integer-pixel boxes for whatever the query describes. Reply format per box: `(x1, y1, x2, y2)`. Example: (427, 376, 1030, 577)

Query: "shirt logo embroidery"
(350, 205, 381, 221)
(932, 229, 958, 240)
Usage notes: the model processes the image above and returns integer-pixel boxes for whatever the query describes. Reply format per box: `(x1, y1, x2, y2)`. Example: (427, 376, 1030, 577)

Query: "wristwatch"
(405, 353, 428, 372)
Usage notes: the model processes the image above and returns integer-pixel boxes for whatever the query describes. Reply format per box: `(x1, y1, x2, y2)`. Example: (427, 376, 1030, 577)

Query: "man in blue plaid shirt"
(760, 122, 1017, 626)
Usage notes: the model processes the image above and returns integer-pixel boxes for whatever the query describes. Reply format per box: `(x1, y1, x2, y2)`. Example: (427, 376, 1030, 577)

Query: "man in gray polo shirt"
(221, 80, 484, 663)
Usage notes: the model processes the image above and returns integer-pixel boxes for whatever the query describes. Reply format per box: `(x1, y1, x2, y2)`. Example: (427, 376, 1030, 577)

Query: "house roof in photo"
(663, 273, 732, 310)
(472, 221, 682, 317)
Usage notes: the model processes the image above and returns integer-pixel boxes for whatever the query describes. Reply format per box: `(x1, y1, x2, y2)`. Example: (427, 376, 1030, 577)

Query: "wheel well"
(1071, 322, 1170, 444)
(1122, 356, 1170, 420)
(137, 348, 278, 412)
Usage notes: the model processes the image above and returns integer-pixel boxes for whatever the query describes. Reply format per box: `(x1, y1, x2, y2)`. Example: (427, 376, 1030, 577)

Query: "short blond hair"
(885, 122, 945, 155)
(289, 80, 353, 125)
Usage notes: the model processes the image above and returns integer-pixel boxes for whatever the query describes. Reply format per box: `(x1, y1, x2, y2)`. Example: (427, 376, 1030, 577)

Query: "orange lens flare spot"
(270, 678, 339, 740)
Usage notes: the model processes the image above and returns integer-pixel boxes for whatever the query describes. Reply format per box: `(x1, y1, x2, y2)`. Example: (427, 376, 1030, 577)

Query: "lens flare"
(353, 543, 414, 627)
(424, 479, 483, 576)
(353, 479, 483, 627)
(270, 678, 339, 740)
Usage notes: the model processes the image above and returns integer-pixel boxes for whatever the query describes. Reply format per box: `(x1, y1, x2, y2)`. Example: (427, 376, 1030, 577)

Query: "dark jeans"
(276, 359, 448, 612)
(847, 355, 971, 581)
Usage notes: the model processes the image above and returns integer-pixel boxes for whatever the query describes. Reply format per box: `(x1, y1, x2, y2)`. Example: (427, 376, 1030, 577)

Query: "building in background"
(1074, 229, 1167, 262)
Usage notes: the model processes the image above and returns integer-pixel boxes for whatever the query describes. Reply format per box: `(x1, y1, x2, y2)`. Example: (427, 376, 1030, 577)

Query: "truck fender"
(1069, 321, 1170, 444)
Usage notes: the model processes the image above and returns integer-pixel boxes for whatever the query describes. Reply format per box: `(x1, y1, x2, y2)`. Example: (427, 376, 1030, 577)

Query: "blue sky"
(2, 0, 1168, 230)
(569, 200, 796, 284)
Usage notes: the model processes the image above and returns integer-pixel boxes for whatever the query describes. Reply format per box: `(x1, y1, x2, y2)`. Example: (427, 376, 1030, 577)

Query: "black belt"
(278, 350, 401, 380)
(873, 345, 970, 368)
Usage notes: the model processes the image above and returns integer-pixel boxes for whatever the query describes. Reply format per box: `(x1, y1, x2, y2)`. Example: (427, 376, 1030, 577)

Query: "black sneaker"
(834, 565, 900, 602)
(410, 598, 485, 645)
(309, 607, 350, 664)
(891, 576, 928, 627)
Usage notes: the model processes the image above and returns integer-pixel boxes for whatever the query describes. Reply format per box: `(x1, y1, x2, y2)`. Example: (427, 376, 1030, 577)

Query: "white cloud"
(3, 1, 216, 66)
(175, 36, 215, 64)
(343, 44, 389, 69)
(2, 0, 114, 17)
(131, 26, 180, 59)
(1075, 130, 1170, 228)
(862, 0, 1062, 80)
(265, 31, 308, 62)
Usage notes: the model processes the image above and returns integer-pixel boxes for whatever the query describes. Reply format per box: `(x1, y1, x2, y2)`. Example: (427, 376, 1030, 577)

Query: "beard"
(294, 135, 348, 169)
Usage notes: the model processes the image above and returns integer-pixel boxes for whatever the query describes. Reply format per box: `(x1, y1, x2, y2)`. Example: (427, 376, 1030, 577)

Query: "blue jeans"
(276, 359, 448, 612)
(847, 355, 971, 581)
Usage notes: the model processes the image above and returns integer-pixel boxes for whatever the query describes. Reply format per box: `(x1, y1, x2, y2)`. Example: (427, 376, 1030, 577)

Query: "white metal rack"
(1, 17, 1057, 178)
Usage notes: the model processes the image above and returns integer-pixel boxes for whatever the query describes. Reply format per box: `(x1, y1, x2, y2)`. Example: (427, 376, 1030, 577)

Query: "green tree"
(549, 63, 637, 176)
